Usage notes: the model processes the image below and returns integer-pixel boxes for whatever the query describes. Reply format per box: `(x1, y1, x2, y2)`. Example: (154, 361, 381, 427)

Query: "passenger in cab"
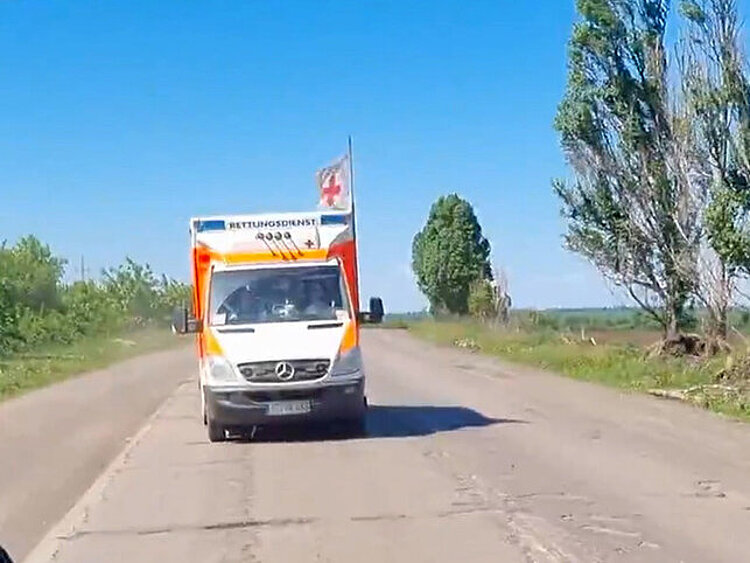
(304, 280, 334, 319)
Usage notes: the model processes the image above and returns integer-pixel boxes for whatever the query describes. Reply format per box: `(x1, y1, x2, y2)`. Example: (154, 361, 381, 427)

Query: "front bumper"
(205, 378, 366, 428)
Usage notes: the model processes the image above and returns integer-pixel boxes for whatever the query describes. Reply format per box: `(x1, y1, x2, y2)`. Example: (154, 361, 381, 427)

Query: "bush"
(62, 281, 122, 335)
(0, 281, 21, 354)
(514, 310, 560, 331)
(16, 309, 76, 347)
(0, 236, 190, 357)
(468, 279, 496, 320)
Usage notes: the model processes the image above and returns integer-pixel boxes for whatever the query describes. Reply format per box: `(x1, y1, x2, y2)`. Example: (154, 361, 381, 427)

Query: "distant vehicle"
(172, 204, 383, 442)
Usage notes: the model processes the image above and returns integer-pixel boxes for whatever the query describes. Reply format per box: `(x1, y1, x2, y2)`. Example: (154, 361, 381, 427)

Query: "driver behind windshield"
(225, 285, 264, 324)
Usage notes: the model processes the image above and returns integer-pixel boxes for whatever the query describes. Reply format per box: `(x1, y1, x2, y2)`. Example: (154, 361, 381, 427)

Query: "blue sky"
(0, 0, 651, 312)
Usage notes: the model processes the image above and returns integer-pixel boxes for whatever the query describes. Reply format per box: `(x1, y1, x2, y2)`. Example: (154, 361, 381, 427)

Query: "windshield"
(208, 264, 350, 325)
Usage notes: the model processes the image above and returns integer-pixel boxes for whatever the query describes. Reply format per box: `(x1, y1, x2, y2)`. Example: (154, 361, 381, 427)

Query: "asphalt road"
(5, 330, 750, 562)
(0, 346, 192, 561)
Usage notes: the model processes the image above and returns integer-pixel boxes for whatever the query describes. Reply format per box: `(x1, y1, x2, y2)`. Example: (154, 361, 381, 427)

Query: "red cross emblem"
(321, 173, 341, 206)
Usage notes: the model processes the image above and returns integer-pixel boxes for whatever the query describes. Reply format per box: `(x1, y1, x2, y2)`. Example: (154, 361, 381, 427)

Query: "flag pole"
(348, 135, 362, 311)
(348, 135, 356, 234)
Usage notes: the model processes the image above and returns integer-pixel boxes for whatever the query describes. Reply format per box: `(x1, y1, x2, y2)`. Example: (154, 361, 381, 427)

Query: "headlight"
(205, 355, 238, 384)
(330, 347, 363, 377)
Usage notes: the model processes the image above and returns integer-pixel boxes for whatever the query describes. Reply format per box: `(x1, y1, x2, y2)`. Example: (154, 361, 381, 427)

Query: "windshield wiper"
(307, 322, 343, 329)
(217, 326, 256, 333)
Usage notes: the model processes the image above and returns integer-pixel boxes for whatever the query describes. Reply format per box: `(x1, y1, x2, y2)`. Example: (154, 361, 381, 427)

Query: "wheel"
(207, 413, 226, 442)
(342, 396, 368, 438)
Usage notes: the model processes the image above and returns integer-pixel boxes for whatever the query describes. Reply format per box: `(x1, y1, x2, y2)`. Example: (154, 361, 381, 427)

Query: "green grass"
(0, 328, 186, 402)
(408, 320, 750, 421)
(377, 318, 411, 329)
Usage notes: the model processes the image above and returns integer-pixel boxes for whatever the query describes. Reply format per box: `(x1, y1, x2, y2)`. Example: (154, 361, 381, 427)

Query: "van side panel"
(191, 245, 213, 360)
(328, 239, 359, 314)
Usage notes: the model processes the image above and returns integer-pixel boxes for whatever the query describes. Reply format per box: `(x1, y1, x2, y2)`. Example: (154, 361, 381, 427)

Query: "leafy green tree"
(101, 259, 191, 327)
(468, 278, 496, 320)
(0, 234, 191, 352)
(155, 275, 192, 319)
(0, 236, 66, 313)
(103, 258, 161, 325)
(0, 280, 21, 355)
(412, 194, 491, 314)
(680, 0, 750, 342)
(554, 0, 699, 341)
(62, 281, 122, 335)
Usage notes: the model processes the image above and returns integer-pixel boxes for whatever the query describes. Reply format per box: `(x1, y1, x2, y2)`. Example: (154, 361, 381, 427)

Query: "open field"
(0, 328, 185, 402)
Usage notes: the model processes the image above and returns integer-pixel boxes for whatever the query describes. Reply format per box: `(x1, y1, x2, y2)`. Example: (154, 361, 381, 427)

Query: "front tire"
(207, 413, 226, 442)
(344, 396, 368, 437)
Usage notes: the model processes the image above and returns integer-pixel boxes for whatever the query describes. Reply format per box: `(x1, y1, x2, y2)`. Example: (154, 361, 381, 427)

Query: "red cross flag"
(316, 154, 351, 211)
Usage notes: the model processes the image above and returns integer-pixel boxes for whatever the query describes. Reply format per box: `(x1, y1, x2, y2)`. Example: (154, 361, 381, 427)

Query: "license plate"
(267, 400, 312, 416)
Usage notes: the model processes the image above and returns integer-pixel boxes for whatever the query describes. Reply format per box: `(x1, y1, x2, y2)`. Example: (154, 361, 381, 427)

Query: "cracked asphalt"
(5, 330, 750, 562)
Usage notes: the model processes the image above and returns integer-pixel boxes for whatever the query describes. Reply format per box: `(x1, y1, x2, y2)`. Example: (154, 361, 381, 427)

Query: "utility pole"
(79, 255, 89, 282)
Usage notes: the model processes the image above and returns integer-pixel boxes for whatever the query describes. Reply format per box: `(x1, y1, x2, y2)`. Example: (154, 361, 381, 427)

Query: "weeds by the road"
(366, 318, 410, 330)
(409, 320, 750, 421)
(0, 329, 184, 402)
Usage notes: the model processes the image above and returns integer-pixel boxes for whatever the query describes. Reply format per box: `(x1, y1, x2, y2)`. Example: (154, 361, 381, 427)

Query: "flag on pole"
(316, 154, 351, 211)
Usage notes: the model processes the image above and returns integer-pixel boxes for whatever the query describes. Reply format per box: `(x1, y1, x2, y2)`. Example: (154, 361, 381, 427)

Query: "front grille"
(237, 359, 330, 383)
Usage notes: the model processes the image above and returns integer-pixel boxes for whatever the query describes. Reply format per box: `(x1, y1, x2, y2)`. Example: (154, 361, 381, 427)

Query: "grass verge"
(408, 320, 750, 421)
(0, 328, 185, 402)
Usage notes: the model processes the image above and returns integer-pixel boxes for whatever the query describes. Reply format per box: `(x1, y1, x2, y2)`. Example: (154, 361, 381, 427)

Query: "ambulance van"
(172, 208, 384, 442)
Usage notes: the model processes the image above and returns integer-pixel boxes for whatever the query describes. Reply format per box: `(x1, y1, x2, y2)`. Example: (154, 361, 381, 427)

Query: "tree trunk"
(716, 264, 730, 341)
(702, 261, 731, 352)
(715, 304, 728, 341)
(664, 298, 680, 341)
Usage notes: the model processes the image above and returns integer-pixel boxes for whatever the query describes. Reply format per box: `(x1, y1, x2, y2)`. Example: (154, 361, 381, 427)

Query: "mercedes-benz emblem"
(275, 361, 295, 381)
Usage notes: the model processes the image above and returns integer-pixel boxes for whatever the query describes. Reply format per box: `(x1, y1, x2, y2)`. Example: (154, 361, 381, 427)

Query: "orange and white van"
(173, 208, 383, 442)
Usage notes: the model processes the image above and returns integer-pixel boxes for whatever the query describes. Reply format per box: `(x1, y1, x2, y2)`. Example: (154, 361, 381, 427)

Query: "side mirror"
(368, 297, 384, 324)
(171, 307, 202, 334)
